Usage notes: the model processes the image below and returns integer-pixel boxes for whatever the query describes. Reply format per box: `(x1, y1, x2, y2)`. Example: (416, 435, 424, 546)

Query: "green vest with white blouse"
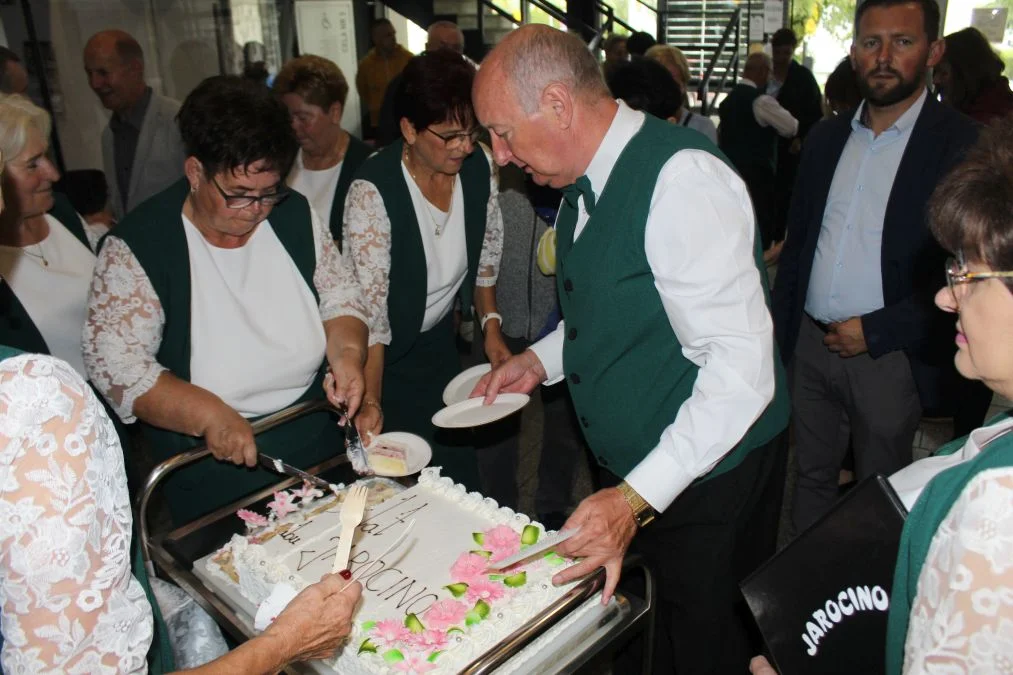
(352, 139, 489, 364)
(885, 411, 1013, 674)
(555, 114, 790, 481)
(0, 193, 91, 355)
(109, 179, 334, 524)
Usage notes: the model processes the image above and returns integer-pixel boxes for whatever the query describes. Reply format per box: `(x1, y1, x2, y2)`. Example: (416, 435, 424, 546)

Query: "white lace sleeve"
(82, 236, 167, 424)
(310, 207, 368, 325)
(342, 179, 392, 346)
(80, 215, 108, 253)
(477, 143, 502, 286)
(902, 468, 1013, 673)
(0, 354, 153, 674)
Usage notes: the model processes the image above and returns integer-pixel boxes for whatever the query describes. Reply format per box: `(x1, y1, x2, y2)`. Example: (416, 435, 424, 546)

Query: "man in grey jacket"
(84, 30, 185, 219)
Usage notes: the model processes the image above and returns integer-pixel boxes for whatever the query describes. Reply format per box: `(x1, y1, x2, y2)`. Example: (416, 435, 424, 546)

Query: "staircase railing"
(696, 6, 741, 116)
(596, 0, 636, 36)
(476, 0, 609, 50)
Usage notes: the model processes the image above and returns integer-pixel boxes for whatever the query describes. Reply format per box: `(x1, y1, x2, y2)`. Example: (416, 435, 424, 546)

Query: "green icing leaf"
(472, 532, 484, 545)
(447, 626, 465, 634)
(470, 549, 492, 558)
(465, 610, 482, 626)
(521, 524, 540, 545)
(382, 649, 405, 664)
(475, 599, 490, 619)
(445, 582, 469, 598)
(503, 571, 527, 587)
(357, 638, 377, 655)
(427, 651, 444, 663)
(361, 620, 376, 632)
(544, 552, 566, 566)
(404, 613, 425, 633)
(488, 574, 506, 581)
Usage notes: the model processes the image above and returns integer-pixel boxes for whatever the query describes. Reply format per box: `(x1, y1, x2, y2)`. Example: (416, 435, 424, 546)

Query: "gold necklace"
(21, 243, 48, 267)
(404, 147, 452, 237)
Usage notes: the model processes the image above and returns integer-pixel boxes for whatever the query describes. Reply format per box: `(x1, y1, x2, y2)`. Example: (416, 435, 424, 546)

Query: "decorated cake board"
(193, 468, 611, 674)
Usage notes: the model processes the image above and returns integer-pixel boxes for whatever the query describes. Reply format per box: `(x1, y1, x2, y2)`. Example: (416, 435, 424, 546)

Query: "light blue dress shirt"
(805, 88, 928, 323)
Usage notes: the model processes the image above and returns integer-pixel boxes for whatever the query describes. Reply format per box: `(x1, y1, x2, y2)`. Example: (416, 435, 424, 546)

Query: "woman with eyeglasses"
(751, 121, 1013, 674)
(343, 50, 505, 491)
(83, 76, 370, 525)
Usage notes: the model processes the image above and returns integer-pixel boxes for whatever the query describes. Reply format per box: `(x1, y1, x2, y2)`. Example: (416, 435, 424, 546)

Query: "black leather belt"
(806, 313, 831, 333)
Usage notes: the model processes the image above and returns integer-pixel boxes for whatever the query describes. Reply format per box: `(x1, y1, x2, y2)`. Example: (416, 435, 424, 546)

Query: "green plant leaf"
(404, 613, 425, 633)
(445, 582, 469, 598)
(357, 638, 377, 655)
(521, 524, 540, 545)
(503, 571, 527, 587)
(382, 648, 404, 664)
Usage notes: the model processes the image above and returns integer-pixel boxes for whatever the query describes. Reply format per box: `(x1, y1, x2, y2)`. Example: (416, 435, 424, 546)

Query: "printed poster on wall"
(295, 0, 361, 137)
(764, 0, 785, 33)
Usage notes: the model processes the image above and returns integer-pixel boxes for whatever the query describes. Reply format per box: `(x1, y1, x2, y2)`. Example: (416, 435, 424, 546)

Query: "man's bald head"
(426, 21, 464, 54)
(480, 25, 610, 114)
(743, 52, 772, 88)
(84, 30, 147, 113)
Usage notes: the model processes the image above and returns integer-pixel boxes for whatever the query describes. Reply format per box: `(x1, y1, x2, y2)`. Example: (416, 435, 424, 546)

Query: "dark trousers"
(607, 432, 788, 674)
(737, 162, 777, 250)
(789, 316, 921, 535)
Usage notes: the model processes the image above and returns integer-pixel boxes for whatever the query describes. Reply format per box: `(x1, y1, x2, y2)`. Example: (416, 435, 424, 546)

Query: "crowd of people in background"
(0, 3, 1011, 672)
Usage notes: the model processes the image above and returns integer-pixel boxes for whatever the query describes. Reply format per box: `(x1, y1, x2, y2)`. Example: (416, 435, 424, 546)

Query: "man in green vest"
(718, 52, 799, 251)
(473, 25, 790, 673)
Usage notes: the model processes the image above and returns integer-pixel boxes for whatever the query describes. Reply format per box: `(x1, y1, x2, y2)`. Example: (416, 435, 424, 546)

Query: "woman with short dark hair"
(274, 55, 371, 245)
(343, 51, 506, 491)
(84, 76, 370, 525)
(935, 27, 1013, 123)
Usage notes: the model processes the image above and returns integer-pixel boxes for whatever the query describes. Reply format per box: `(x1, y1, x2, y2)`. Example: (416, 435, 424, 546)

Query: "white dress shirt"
(805, 88, 927, 323)
(530, 101, 776, 512)
(739, 78, 798, 138)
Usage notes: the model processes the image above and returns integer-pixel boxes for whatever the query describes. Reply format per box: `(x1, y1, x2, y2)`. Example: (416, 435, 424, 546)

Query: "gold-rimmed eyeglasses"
(210, 175, 290, 210)
(424, 127, 480, 149)
(945, 253, 1013, 306)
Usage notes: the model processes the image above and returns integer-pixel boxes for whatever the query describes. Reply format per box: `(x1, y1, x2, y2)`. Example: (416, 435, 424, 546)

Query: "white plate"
(366, 432, 432, 477)
(442, 363, 493, 406)
(431, 393, 530, 429)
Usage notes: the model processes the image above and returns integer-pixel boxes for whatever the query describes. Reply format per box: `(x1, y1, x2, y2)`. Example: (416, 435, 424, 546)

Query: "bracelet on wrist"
(480, 312, 503, 332)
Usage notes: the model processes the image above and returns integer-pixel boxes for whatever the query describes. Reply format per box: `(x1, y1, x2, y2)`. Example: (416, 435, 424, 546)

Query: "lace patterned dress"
(0, 353, 153, 673)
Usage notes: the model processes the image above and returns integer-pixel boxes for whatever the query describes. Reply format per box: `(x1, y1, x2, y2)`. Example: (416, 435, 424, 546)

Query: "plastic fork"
(331, 483, 368, 573)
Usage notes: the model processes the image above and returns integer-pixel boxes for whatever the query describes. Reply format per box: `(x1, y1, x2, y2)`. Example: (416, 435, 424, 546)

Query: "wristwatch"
(616, 481, 656, 528)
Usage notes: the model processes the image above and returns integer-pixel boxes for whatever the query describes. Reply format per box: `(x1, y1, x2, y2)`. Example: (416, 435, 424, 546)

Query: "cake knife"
(338, 403, 372, 475)
(485, 527, 581, 571)
(258, 453, 337, 493)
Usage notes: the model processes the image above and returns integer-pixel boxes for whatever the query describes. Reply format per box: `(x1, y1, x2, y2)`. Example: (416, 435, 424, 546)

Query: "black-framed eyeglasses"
(210, 175, 290, 210)
(945, 252, 1013, 306)
(424, 127, 481, 148)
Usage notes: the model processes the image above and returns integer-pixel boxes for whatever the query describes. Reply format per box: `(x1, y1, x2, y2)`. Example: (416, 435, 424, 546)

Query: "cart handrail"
(138, 398, 340, 575)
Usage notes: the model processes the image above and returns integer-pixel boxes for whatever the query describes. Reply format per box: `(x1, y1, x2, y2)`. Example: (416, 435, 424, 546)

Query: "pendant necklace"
(404, 147, 451, 237)
(22, 243, 48, 267)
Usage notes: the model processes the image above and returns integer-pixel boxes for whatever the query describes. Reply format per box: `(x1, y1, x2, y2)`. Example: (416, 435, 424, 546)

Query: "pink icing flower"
(372, 619, 411, 645)
(409, 629, 448, 651)
(422, 599, 468, 631)
(466, 579, 506, 604)
(395, 655, 437, 674)
(266, 491, 298, 518)
(236, 509, 268, 528)
(450, 553, 488, 584)
(483, 525, 521, 560)
(292, 481, 323, 502)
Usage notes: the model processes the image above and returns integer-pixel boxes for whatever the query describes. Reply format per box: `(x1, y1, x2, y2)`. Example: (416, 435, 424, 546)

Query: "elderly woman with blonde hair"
(645, 44, 718, 144)
(0, 94, 106, 375)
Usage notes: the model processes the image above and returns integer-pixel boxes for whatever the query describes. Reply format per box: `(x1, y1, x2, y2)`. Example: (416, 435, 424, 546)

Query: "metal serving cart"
(138, 399, 656, 674)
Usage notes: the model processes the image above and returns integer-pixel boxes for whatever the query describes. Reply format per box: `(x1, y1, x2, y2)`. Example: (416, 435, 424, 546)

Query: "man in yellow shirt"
(355, 18, 413, 138)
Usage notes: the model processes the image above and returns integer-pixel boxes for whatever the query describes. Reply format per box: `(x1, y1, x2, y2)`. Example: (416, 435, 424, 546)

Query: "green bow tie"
(562, 175, 596, 214)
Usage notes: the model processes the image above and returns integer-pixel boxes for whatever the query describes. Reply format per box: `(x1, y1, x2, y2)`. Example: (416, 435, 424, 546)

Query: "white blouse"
(0, 215, 104, 377)
(83, 209, 367, 423)
(287, 150, 343, 236)
(342, 145, 503, 345)
(888, 416, 1013, 672)
(0, 354, 152, 673)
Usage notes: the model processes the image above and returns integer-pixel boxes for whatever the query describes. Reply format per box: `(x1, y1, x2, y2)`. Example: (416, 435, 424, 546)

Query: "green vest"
(555, 114, 789, 480)
(353, 140, 489, 364)
(330, 134, 372, 248)
(0, 193, 91, 355)
(719, 83, 778, 173)
(885, 411, 1013, 674)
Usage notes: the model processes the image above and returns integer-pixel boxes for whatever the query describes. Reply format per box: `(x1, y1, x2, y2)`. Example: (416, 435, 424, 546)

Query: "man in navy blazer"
(772, 0, 978, 534)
